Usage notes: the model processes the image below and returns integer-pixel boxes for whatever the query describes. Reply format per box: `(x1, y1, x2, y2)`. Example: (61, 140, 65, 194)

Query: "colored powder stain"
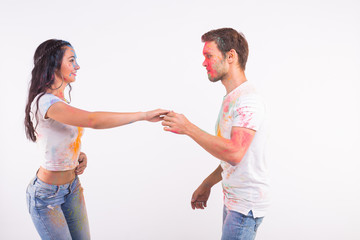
(71, 49, 77, 58)
(47, 206, 67, 227)
(235, 108, 254, 128)
(223, 97, 232, 113)
(223, 183, 236, 198)
(63, 185, 87, 230)
(241, 131, 254, 149)
(231, 130, 253, 148)
(226, 167, 235, 178)
(70, 49, 79, 69)
(77, 186, 86, 206)
(76, 187, 88, 229)
(216, 123, 222, 137)
(70, 127, 84, 157)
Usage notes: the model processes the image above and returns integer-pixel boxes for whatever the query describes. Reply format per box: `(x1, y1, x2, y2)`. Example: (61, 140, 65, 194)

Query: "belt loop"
(33, 169, 40, 185)
(55, 185, 60, 194)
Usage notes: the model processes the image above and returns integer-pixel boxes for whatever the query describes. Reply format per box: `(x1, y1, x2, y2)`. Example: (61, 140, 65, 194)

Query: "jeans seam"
(27, 193, 31, 214)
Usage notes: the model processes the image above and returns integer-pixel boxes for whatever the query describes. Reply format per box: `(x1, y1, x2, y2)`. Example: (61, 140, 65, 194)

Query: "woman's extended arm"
(46, 101, 168, 129)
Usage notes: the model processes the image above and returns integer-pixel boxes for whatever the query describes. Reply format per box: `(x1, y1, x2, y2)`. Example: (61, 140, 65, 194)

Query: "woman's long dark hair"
(25, 39, 72, 142)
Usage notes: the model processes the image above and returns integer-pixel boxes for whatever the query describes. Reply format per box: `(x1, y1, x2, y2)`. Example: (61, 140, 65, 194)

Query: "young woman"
(25, 39, 168, 239)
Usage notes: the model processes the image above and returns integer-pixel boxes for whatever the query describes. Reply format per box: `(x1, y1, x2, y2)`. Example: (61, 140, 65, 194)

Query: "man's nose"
(202, 60, 207, 67)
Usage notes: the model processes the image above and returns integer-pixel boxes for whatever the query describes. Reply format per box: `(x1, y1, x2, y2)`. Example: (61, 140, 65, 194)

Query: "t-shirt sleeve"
(37, 94, 62, 120)
(232, 94, 265, 131)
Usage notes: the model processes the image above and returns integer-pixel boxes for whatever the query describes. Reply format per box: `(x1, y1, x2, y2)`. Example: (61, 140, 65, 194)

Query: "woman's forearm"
(89, 111, 146, 129)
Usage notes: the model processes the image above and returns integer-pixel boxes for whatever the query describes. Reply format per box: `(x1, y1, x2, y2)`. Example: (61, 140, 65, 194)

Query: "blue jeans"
(222, 206, 263, 240)
(26, 175, 90, 240)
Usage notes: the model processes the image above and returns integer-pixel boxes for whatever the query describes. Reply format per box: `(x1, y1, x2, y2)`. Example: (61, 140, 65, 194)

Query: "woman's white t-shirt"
(31, 93, 84, 171)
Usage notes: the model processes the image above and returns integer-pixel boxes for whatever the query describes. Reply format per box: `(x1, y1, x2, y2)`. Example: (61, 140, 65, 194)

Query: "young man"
(162, 28, 270, 240)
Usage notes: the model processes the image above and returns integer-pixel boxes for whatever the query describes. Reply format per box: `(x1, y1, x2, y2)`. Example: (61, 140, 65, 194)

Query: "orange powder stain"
(216, 123, 222, 137)
(47, 207, 67, 227)
(70, 127, 84, 157)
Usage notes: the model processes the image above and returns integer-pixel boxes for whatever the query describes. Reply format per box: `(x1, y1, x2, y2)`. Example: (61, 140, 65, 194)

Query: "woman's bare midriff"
(37, 166, 76, 185)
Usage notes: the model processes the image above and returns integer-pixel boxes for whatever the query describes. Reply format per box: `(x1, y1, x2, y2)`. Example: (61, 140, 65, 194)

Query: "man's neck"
(221, 68, 247, 94)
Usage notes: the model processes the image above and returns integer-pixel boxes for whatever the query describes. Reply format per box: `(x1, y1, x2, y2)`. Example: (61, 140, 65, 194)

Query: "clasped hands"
(161, 111, 193, 135)
(144, 109, 192, 134)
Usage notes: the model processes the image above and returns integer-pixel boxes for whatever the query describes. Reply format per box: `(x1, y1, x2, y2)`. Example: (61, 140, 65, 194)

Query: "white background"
(1, 0, 360, 239)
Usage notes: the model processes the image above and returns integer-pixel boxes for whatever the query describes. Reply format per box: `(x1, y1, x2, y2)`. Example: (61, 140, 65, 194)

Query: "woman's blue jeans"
(222, 206, 264, 240)
(26, 174, 90, 240)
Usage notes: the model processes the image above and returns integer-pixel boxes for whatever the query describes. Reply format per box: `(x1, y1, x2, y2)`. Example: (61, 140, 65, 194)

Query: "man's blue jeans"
(26, 175, 90, 240)
(222, 206, 264, 240)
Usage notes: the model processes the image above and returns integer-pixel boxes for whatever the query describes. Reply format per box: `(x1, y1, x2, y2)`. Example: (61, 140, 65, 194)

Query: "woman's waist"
(37, 166, 76, 185)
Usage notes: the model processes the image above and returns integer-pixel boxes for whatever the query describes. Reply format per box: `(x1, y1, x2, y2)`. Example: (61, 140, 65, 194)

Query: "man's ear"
(226, 49, 238, 64)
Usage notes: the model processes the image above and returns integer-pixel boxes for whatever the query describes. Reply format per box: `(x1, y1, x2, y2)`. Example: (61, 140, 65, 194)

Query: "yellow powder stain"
(70, 127, 83, 157)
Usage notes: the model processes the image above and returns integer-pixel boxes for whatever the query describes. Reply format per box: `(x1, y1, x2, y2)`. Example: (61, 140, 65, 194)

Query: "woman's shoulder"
(32, 93, 64, 119)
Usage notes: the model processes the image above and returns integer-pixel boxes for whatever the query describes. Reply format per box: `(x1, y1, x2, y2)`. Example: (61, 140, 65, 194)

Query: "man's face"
(202, 41, 228, 82)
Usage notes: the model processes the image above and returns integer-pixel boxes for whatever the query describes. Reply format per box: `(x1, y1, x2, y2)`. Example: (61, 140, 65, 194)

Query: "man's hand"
(191, 183, 211, 210)
(145, 109, 169, 122)
(75, 152, 87, 175)
(162, 111, 192, 134)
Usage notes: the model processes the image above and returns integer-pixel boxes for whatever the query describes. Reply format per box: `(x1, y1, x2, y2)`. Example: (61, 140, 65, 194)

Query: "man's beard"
(208, 72, 225, 82)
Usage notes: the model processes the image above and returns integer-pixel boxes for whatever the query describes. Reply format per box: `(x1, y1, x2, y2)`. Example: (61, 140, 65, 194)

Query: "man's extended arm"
(162, 112, 255, 166)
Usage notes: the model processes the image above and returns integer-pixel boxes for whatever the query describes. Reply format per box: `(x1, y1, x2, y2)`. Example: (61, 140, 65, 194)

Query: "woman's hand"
(75, 152, 87, 175)
(145, 109, 169, 122)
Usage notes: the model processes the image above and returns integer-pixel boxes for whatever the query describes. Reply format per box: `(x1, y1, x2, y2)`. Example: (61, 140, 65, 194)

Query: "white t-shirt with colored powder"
(215, 81, 270, 218)
(31, 93, 84, 171)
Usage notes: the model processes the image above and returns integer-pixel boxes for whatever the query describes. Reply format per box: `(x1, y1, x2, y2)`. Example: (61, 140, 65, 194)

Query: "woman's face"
(59, 46, 80, 83)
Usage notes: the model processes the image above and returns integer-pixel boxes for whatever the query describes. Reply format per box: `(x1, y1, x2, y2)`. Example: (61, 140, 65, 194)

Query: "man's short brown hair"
(202, 28, 249, 70)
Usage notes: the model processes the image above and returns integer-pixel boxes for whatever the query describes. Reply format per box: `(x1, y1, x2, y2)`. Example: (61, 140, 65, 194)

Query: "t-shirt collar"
(223, 81, 249, 100)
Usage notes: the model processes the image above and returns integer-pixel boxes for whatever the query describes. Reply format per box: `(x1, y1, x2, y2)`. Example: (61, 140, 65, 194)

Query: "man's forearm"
(162, 112, 253, 165)
(185, 123, 240, 165)
(202, 164, 223, 188)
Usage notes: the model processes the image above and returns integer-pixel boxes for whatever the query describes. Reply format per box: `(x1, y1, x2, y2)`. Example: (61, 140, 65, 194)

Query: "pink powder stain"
(235, 107, 254, 128)
(223, 100, 230, 113)
(231, 129, 249, 147)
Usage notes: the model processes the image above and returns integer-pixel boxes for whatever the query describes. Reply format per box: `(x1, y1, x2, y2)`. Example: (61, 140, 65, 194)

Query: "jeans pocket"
(34, 185, 59, 208)
(35, 185, 59, 199)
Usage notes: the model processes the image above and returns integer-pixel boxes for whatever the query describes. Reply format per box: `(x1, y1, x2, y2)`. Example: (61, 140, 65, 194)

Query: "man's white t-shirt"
(215, 81, 270, 218)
